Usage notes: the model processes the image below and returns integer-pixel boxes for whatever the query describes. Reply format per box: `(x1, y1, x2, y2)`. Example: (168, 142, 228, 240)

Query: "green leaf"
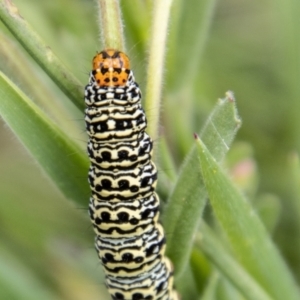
(174, 265, 199, 300)
(166, 0, 217, 90)
(0, 249, 57, 300)
(164, 92, 241, 278)
(254, 194, 281, 234)
(288, 152, 300, 227)
(190, 247, 210, 293)
(0, 0, 83, 110)
(158, 136, 177, 182)
(196, 222, 272, 300)
(216, 278, 242, 300)
(200, 272, 219, 300)
(122, 0, 151, 57)
(195, 136, 300, 300)
(0, 32, 79, 134)
(0, 71, 89, 206)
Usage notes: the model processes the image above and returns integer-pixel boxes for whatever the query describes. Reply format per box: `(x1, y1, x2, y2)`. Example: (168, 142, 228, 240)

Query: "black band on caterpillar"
(85, 49, 179, 300)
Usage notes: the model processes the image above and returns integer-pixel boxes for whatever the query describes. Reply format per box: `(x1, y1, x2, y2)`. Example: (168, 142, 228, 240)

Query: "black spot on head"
(101, 212, 110, 221)
(104, 78, 110, 83)
(122, 79, 126, 83)
(101, 179, 112, 189)
(117, 212, 129, 223)
(101, 67, 108, 75)
(118, 180, 129, 190)
(102, 51, 109, 59)
(97, 79, 100, 84)
(113, 77, 118, 82)
(111, 51, 120, 59)
(114, 68, 121, 74)
(122, 253, 133, 262)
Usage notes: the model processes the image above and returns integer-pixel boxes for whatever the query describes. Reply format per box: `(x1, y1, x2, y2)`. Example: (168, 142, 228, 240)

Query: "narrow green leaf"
(254, 194, 281, 234)
(0, 71, 89, 206)
(196, 222, 272, 300)
(196, 136, 300, 300)
(164, 92, 241, 278)
(216, 278, 242, 300)
(0, 33, 79, 134)
(156, 170, 174, 204)
(0, 0, 83, 110)
(274, 0, 300, 152)
(288, 152, 300, 225)
(158, 137, 177, 182)
(122, 0, 151, 57)
(166, 0, 217, 90)
(0, 249, 58, 300)
(200, 272, 219, 300)
(174, 265, 199, 300)
(190, 247, 210, 293)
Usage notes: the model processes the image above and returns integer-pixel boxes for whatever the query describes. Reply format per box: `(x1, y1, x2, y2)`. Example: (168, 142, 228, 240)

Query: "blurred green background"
(0, 0, 300, 299)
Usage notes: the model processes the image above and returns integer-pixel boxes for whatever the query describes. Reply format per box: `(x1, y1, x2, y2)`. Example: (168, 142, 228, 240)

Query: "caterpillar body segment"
(85, 49, 179, 300)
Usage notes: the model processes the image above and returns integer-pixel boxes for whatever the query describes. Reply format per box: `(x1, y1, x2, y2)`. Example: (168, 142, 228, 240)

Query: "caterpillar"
(85, 49, 179, 300)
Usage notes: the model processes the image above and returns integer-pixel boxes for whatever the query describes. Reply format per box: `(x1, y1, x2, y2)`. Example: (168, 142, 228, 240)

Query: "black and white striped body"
(85, 50, 178, 300)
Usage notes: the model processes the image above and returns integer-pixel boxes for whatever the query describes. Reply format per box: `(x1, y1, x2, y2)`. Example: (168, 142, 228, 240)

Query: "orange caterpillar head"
(92, 49, 130, 87)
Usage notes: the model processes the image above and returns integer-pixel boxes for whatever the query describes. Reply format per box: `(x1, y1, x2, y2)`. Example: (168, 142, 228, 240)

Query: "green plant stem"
(145, 0, 173, 144)
(97, 0, 124, 50)
(0, 0, 83, 110)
